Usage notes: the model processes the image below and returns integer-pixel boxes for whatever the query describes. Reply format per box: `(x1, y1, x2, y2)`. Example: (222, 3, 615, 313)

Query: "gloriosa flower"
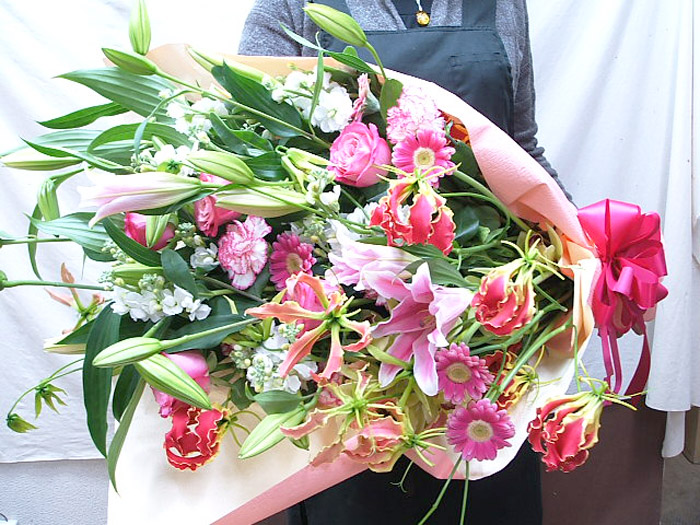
(246, 273, 371, 380)
(528, 390, 605, 472)
(370, 176, 456, 255)
(164, 405, 228, 471)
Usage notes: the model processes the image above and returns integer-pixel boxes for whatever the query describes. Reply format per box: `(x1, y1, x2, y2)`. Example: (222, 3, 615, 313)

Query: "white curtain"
(0, 0, 696, 462)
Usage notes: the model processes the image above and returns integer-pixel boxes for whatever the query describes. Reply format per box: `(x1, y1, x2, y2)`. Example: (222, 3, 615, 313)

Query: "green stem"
(197, 275, 263, 303)
(418, 458, 463, 525)
(0, 280, 106, 292)
(452, 170, 530, 231)
(159, 318, 258, 350)
(6, 360, 83, 416)
(1, 237, 72, 246)
(367, 44, 388, 81)
(459, 463, 470, 525)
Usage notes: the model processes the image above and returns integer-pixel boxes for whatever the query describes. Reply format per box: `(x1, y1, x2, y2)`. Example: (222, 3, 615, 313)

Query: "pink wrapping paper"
(107, 47, 598, 525)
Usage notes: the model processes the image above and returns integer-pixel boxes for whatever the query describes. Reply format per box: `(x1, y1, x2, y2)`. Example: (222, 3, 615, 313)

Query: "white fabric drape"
(0, 0, 696, 462)
(529, 0, 698, 457)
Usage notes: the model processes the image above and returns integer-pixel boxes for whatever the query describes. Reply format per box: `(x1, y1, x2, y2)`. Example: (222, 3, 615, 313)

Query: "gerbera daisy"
(446, 399, 515, 461)
(391, 128, 455, 183)
(436, 343, 493, 404)
(269, 232, 316, 290)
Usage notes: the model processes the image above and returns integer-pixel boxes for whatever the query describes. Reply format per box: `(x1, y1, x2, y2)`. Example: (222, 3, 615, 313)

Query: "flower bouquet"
(2, 3, 668, 524)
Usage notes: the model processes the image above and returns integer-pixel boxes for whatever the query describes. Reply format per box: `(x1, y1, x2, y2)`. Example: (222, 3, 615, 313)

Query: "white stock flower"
(190, 244, 219, 272)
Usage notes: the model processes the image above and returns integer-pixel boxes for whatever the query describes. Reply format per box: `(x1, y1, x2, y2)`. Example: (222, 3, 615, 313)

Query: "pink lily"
(246, 273, 371, 379)
(364, 263, 471, 395)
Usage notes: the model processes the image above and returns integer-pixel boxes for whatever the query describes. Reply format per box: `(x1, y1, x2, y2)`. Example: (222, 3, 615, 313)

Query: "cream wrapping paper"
(108, 47, 597, 525)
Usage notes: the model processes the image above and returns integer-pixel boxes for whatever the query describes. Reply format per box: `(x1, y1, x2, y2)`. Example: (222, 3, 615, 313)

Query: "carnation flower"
(269, 232, 316, 290)
(386, 84, 445, 144)
(447, 399, 515, 461)
(391, 127, 456, 182)
(218, 215, 271, 290)
(436, 343, 493, 404)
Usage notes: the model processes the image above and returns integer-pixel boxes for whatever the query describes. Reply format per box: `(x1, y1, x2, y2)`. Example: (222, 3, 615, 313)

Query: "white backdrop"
(0, 0, 696, 463)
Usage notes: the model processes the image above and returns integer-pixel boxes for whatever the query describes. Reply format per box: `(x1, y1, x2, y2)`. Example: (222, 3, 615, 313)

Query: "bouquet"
(2, 3, 669, 523)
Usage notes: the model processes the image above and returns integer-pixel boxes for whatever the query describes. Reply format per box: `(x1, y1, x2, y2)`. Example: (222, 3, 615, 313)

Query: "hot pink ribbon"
(578, 199, 668, 395)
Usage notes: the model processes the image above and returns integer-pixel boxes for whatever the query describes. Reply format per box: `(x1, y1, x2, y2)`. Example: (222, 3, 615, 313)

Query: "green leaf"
(59, 68, 174, 119)
(379, 78, 403, 120)
(404, 258, 469, 288)
(161, 248, 198, 296)
(474, 205, 502, 231)
(102, 218, 162, 267)
(31, 212, 110, 253)
(453, 206, 480, 242)
(135, 353, 212, 409)
(88, 123, 189, 152)
(230, 377, 252, 410)
(165, 314, 250, 353)
(28, 204, 42, 279)
(209, 114, 273, 154)
(254, 390, 302, 415)
(38, 102, 127, 129)
(212, 63, 304, 138)
(107, 379, 145, 491)
(452, 141, 481, 178)
(112, 365, 141, 421)
(244, 152, 287, 181)
(326, 50, 376, 73)
(84, 307, 122, 457)
(402, 243, 447, 260)
(23, 139, 126, 172)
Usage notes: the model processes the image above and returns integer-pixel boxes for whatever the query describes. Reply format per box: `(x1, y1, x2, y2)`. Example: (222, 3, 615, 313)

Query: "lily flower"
(246, 273, 371, 379)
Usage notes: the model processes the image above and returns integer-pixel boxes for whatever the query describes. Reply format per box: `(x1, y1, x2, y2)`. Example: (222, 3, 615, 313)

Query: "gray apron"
(313, 0, 515, 135)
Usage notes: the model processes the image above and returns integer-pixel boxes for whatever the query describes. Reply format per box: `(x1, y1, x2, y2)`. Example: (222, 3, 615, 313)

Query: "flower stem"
(417, 458, 463, 525)
(0, 237, 72, 246)
(460, 462, 470, 525)
(0, 280, 106, 292)
(159, 318, 258, 350)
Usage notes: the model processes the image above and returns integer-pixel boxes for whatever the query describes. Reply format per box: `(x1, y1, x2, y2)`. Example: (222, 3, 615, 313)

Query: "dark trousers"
(287, 442, 542, 524)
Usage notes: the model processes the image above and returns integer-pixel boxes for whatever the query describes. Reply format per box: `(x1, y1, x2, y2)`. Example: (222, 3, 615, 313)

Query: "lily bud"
(0, 147, 79, 171)
(102, 48, 159, 76)
(238, 406, 306, 459)
(111, 263, 164, 287)
(145, 214, 174, 249)
(93, 336, 164, 367)
(129, 0, 151, 55)
(215, 186, 308, 218)
(44, 336, 86, 355)
(37, 177, 60, 221)
(303, 3, 368, 48)
(187, 150, 255, 185)
(135, 353, 212, 410)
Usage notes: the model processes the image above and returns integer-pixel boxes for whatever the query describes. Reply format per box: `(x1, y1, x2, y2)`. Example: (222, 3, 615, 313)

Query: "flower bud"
(238, 406, 306, 459)
(37, 177, 60, 221)
(215, 186, 308, 218)
(102, 48, 159, 76)
(93, 336, 164, 367)
(6, 413, 38, 433)
(0, 148, 78, 171)
(145, 214, 174, 249)
(111, 263, 164, 287)
(129, 0, 151, 55)
(303, 3, 368, 48)
(187, 150, 255, 185)
(135, 353, 212, 410)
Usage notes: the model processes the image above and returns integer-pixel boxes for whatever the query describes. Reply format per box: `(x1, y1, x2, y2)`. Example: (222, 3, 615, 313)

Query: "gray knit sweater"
(239, 0, 565, 189)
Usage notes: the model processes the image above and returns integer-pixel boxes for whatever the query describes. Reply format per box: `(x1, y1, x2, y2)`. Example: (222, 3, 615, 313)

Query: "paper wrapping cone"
(107, 46, 598, 524)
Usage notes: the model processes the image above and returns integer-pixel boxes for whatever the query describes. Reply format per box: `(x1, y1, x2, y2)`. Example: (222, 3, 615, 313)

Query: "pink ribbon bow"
(578, 199, 668, 394)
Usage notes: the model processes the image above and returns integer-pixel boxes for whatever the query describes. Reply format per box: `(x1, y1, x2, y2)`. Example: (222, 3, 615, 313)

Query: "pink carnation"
(447, 399, 515, 461)
(436, 343, 493, 404)
(218, 215, 271, 290)
(269, 232, 316, 290)
(386, 85, 445, 144)
(392, 128, 456, 183)
(350, 73, 371, 122)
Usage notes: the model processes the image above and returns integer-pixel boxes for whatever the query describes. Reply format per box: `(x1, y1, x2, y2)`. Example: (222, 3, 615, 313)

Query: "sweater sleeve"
(511, 1, 572, 199)
(238, 0, 305, 56)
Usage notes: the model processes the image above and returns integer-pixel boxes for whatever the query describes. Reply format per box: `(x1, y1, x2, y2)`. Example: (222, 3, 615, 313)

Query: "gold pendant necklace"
(415, 0, 430, 26)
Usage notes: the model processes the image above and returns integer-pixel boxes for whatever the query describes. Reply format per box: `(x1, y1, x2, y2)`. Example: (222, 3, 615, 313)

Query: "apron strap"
(461, 0, 497, 28)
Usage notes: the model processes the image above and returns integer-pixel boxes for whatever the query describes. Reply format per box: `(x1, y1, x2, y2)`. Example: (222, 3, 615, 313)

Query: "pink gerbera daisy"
(391, 128, 456, 184)
(446, 399, 515, 461)
(436, 343, 493, 404)
(218, 215, 271, 290)
(269, 232, 316, 290)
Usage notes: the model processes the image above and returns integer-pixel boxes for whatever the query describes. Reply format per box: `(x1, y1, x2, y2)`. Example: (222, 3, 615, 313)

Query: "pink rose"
(124, 212, 175, 250)
(329, 122, 390, 187)
(471, 267, 535, 336)
(194, 174, 240, 237)
(151, 350, 211, 418)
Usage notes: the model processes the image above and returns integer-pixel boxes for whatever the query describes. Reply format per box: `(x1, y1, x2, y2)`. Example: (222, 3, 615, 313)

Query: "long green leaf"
(111, 365, 141, 421)
(31, 212, 110, 253)
(88, 123, 189, 152)
(84, 307, 122, 456)
(38, 102, 127, 129)
(23, 139, 126, 172)
(161, 248, 198, 296)
(209, 114, 272, 154)
(59, 68, 174, 119)
(380, 79, 403, 120)
(165, 314, 250, 352)
(28, 204, 42, 279)
(107, 379, 145, 491)
(102, 218, 161, 267)
(244, 152, 287, 181)
(212, 64, 303, 138)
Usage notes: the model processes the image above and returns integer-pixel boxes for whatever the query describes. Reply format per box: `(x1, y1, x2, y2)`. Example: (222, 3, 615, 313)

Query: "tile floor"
(660, 454, 700, 525)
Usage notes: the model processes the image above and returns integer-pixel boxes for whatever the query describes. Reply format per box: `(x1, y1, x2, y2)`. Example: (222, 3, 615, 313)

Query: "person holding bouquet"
(239, 0, 564, 522)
